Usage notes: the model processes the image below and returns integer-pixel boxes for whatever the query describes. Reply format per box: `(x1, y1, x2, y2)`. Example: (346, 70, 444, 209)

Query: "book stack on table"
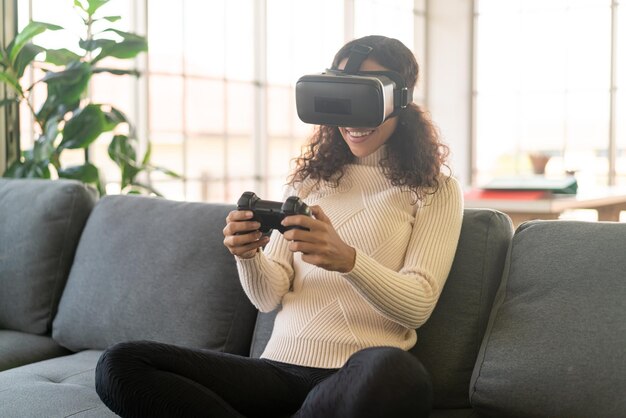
(465, 176, 578, 201)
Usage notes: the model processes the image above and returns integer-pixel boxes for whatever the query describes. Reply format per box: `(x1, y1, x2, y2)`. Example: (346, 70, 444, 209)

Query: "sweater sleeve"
(236, 229, 294, 312)
(235, 186, 300, 312)
(341, 177, 464, 329)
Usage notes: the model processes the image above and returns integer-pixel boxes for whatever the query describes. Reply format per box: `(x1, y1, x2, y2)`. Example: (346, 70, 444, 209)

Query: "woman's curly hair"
(289, 35, 450, 202)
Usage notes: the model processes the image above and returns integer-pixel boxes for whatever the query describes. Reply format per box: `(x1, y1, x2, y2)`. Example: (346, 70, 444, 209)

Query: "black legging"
(95, 340, 433, 418)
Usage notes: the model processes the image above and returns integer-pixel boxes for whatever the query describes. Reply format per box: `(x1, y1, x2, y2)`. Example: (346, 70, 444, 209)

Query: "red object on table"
(464, 189, 550, 201)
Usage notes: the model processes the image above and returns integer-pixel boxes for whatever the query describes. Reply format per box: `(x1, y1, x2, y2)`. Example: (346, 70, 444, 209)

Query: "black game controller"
(237, 191, 311, 234)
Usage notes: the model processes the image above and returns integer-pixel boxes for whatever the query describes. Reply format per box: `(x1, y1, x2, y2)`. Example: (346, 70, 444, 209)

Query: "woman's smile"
(343, 128, 376, 143)
(338, 111, 397, 157)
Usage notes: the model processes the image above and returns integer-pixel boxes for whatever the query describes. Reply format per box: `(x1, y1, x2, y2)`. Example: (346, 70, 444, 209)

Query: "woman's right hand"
(223, 210, 270, 259)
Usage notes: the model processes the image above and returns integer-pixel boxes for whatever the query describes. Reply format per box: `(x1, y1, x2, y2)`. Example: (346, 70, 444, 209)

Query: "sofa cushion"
(52, 195, 258, 354)
(470, 220, 626, 418)
(0, 179, 96, 335)
(410, 208, 512, 408)
(0, 330, 71, 371)
(0, 350, 116, 418)
(250, 209, 513, 409)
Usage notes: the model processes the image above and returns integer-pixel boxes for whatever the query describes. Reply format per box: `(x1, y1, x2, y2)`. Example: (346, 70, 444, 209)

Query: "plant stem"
(21, 90, 45, 134)
(50, 151, 61, 170)
(83, 13, 94, 163)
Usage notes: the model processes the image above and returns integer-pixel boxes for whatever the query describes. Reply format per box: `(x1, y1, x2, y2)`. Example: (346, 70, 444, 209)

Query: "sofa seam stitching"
(58, 368, 95, 383)
(63, 405, 105, 417)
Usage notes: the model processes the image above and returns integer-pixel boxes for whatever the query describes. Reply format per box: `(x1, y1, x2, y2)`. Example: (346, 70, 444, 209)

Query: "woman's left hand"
(281, 205, 356, 273)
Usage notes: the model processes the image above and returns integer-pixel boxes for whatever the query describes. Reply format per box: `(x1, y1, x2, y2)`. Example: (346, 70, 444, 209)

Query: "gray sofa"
(0, 178, 624, 418)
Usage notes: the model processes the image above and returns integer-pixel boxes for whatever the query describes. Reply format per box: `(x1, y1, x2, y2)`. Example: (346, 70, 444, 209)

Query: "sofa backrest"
(411, 208, 512, 408)
(52, 196, 258, 355)
(470, 220, 626, 418)
(250, 208, 513, 409)
(0, 179, 96, 335)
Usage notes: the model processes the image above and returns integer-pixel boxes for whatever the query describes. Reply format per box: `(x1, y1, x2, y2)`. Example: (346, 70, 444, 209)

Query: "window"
(355, 0, 427, 104)
(474, 0, 625, 189)
(265, 0, 344, 200)
(16, 0, 426, 202)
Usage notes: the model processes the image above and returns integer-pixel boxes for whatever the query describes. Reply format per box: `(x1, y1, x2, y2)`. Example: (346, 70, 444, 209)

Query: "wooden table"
(464, 187, 626, 228)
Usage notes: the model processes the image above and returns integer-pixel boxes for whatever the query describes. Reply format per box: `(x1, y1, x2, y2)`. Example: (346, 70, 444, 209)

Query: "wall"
(425, 0, 474, 187)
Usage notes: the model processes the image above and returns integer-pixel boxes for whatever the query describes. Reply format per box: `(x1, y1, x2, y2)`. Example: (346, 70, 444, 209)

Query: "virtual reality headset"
(295, 44, 413, 128)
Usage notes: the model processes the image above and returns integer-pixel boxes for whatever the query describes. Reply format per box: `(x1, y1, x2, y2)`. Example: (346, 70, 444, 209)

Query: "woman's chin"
(347, 144, 376, 158)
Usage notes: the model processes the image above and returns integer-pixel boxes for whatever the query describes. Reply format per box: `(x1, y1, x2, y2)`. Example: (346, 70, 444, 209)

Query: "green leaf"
(36, 100, 77, 130)
(14, 43, 44, 78)
(21, 148, 34, 160)
(95, 38, 148, 62)
(101, 28, 143, 41)
(33, 133, 57, 161)
(108, 134, 140, 187)
(92, 67, 140, 76)
(59, 104, 106, 150)
(3, 159, 51, 178)
(106, 106, 128, 123)
(86, 0, 110, 16)
(101, 15, 121, 22)
(44, 48, 81, 66)
(3, 160, 23, 177)
(28, 120, 60, 163)
(74, 0, 86, 12)
(8, 21, 63, 65)
(108, 134, 136, 165)
(58, 162, 100, 184)
(92, 29, 147, 63)
(43, 117, 60, 140)
(102, 106, 128, 131)
(0, 71, 23, 95)
(1, 45, 10, 67)
(141, 141, 152, 166)
(79, 38, 115, 52)
(36, 61, 91, 124)
(152, 165, 182, 179)
(39, 60, 91, 86)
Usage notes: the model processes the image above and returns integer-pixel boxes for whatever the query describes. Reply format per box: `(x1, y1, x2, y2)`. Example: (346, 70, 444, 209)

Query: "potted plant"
(0, 0, 178, 196)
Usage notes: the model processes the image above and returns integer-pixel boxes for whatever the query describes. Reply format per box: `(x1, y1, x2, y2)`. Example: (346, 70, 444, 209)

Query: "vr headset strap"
(332, 45, 412, 119)
(358, 70, 413, 108)
(343, 44, 373, 74)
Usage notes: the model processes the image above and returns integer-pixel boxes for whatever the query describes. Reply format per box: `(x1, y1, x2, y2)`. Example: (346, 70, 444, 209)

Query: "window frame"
(0, 0, 20, 175)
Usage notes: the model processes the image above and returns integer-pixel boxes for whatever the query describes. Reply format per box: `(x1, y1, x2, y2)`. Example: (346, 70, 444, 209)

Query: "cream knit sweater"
(236, 146, 464, 369)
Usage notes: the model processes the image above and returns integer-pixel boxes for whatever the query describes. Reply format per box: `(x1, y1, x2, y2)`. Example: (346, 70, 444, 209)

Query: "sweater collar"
(353, 145, 387, 167)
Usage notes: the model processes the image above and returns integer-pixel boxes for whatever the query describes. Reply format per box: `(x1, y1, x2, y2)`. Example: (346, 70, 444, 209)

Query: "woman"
(96, 35, 463, 418)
